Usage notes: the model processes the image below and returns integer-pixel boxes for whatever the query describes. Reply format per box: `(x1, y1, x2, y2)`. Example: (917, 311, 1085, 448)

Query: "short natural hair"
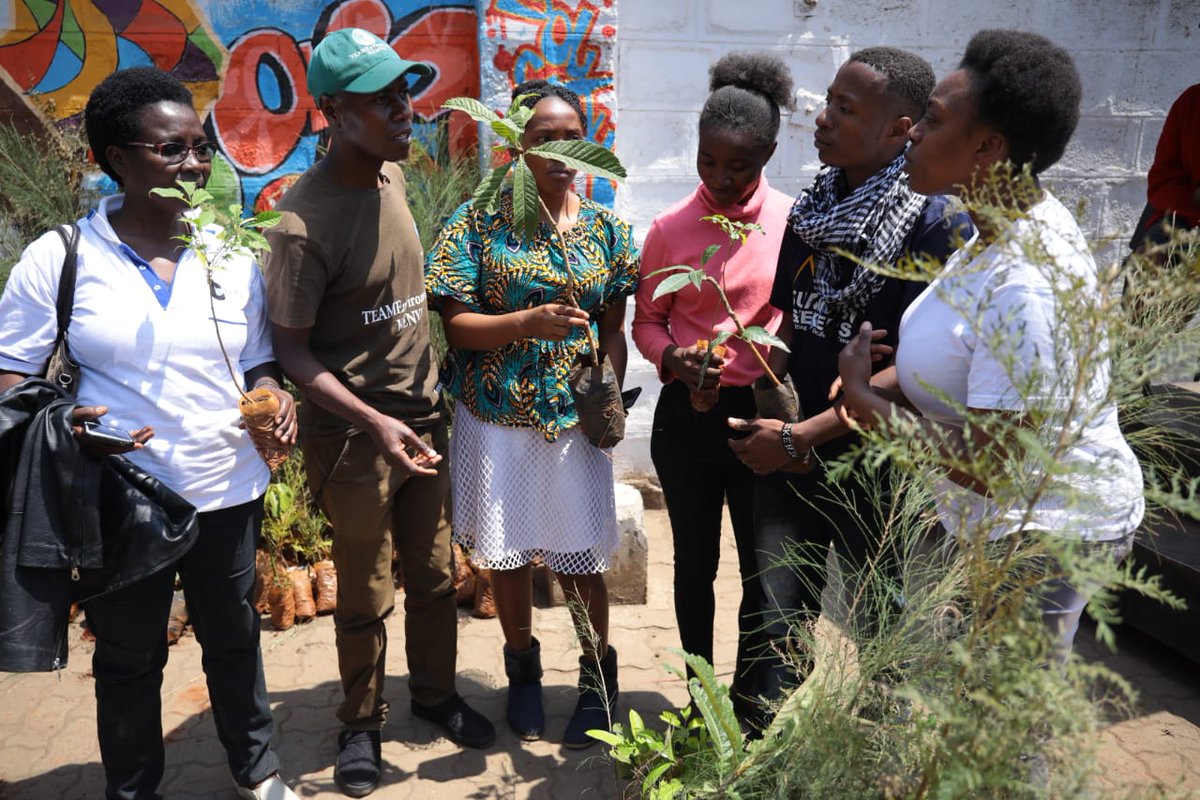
(700, 52, 795, 148)
(847, 47, 935, 120)
(84, 67, 193, 187)
(959, 29, 1082, 175)
(512, 79, 588, 133)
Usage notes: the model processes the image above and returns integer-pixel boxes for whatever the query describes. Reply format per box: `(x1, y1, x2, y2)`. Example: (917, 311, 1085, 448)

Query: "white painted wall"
(610, 0, 1197, 478)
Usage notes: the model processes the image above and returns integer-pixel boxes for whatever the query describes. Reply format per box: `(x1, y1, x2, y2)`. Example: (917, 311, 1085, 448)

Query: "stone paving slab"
(1, 508, 1198, 799)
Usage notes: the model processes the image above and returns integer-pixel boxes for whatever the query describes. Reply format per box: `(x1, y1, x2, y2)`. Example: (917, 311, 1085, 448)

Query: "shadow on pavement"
(0, 674, 673, 799)
(1077, 619, 1200, 729)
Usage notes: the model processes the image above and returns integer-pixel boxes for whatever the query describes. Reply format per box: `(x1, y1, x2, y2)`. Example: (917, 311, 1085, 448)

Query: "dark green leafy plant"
(441, 93, 628, 359)
(404, 125, 481, 251)
(262, 448, 331, 570)
(589, 651, 746, 799)
(402, 124, 481, 363)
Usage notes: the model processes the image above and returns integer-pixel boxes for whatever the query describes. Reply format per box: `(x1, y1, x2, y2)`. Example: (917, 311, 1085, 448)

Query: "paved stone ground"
(1, 508, 1197, 799)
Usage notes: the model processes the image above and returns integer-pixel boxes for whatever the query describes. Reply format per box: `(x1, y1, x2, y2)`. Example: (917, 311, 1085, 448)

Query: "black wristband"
(781, 422, 800, 459)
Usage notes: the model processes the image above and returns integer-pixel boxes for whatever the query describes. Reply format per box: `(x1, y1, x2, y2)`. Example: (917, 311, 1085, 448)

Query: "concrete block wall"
(614, 0, 1197, 250)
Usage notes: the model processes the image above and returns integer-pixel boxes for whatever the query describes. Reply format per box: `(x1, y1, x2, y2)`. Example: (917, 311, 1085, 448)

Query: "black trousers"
(650, 380, 763, 692)
(752, 470, 892, 703)
(85, 496, 279, 799)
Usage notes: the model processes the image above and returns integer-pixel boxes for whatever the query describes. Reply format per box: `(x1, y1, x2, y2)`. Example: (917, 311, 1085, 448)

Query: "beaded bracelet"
(780, 422, 800, 459)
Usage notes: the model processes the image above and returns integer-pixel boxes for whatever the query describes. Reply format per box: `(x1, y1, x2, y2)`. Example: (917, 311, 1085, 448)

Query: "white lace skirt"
(450, 406, 618, 574)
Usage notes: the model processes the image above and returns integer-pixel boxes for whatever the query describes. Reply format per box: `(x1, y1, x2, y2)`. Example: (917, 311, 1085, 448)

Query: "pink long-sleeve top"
(632, 175, 791, 387)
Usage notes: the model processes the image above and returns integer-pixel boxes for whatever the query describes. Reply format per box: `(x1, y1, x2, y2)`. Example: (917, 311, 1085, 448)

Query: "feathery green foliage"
(0, 121, 89, 291)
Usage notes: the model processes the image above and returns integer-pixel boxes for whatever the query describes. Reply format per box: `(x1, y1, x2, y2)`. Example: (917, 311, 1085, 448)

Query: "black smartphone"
(79, 419, 135, 449)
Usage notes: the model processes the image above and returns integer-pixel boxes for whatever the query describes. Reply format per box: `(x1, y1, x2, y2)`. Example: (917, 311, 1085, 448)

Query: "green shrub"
(0, 120, 90, 291)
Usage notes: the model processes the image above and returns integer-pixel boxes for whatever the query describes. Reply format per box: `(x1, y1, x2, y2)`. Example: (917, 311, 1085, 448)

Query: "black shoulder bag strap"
(51, 223, 81, 341)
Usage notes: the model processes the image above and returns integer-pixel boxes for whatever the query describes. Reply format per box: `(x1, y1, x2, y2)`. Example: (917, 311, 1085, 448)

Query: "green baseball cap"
(307, 28, 432, 99)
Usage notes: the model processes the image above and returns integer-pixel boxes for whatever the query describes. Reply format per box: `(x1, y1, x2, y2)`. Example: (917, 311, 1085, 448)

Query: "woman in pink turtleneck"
(631, 53, 793, 723)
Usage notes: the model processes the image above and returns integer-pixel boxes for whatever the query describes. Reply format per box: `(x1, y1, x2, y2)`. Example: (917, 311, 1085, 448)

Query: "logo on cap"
(350, 28, 376, 46)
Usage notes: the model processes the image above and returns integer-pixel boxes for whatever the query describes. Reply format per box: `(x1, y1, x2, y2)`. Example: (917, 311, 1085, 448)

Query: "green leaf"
(241, 230, 270, 253)
(628, 708, 645, 737)
(645, 265, 693, 279)
(472, 161, 513, 214)
(190, 187, 214, 207)
(675, 649, 744, 769)
(587, 729, 625, 746)
(740, 325, 789, 351)
(150, 187, 186, 201)
(441, 96, 501, 125)
(251, 211, 282, 229)
(525, 139, 627, 182)
(712, 330, 734, 346)
(643, 762, 675, 795)
(194, 208, 215, 230)
(509, 102, 535, 129)
(506, 93, 537, 121)
(652, 271, 697, 301)
(700, 244, 721, 266)
(511, 158, 540, 241)
(489, 118, 522, 148)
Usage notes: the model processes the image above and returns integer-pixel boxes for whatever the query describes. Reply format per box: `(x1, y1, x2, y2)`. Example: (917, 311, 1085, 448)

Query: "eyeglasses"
(123, 141, 217, 164)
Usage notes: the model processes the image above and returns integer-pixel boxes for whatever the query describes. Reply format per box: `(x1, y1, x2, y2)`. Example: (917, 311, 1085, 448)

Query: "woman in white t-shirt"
(0, 69, 298, 799)
(836, 30, 1144, 661)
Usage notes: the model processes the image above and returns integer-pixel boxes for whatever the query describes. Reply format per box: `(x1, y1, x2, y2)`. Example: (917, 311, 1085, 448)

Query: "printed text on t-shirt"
(361, 293, 425, 332)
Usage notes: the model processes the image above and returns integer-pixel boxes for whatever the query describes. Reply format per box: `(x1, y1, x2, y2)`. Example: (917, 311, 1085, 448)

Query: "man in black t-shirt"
(727, 47, 971, 727)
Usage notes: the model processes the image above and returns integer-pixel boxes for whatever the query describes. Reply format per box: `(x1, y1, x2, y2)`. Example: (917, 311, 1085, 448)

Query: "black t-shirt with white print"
(770, 193, 972, 465)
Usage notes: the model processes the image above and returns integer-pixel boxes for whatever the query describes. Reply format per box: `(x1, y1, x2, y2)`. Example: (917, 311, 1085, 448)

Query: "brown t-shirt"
(264, 160, 440, 430)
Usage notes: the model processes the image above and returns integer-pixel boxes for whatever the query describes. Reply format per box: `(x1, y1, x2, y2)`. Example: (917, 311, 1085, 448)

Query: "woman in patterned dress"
(425, 80, 639, 748)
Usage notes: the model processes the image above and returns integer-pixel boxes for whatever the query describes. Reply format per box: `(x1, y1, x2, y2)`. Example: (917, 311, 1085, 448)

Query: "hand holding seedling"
(645, 214, 789, 388)
(149, 180, 288, 470)
(662, 343, 724, 390)
(726, 416, 790, 475)
(238, 384, 297, 447)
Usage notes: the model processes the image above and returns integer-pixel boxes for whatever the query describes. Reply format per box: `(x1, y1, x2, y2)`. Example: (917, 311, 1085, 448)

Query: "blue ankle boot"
(563, 645, 618, 749)
(504, 638, 544, 740)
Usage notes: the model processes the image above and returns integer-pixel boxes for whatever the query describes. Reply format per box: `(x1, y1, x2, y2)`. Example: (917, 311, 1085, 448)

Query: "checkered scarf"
(788, 152, 925, 338)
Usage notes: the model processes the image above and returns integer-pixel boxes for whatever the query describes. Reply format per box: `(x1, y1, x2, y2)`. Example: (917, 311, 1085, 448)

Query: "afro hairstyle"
(84, 66, 194, 187)
(700, 52, 795, 149)
(959, 29, 1082, 175)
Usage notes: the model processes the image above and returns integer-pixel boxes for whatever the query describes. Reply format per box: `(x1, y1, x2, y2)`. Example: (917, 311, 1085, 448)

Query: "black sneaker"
(411, 693, 496, 749)
(334, 728, 381, 798)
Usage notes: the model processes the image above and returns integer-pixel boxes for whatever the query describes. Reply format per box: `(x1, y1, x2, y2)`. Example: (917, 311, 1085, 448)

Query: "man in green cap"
(263, 27, 494, 798)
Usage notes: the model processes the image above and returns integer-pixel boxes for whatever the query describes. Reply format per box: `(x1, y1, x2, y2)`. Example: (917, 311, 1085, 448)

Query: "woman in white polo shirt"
(0, 68, 299, 800)
(836, 30, 1144, 663)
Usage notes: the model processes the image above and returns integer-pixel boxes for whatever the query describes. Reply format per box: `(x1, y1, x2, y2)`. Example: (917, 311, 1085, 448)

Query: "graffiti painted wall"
(480, 0, 617, 204)
(0, 0, 618, 213)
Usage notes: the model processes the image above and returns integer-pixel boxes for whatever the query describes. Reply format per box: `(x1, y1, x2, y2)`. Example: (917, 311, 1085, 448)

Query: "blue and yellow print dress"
(425, 190, 639, 441)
